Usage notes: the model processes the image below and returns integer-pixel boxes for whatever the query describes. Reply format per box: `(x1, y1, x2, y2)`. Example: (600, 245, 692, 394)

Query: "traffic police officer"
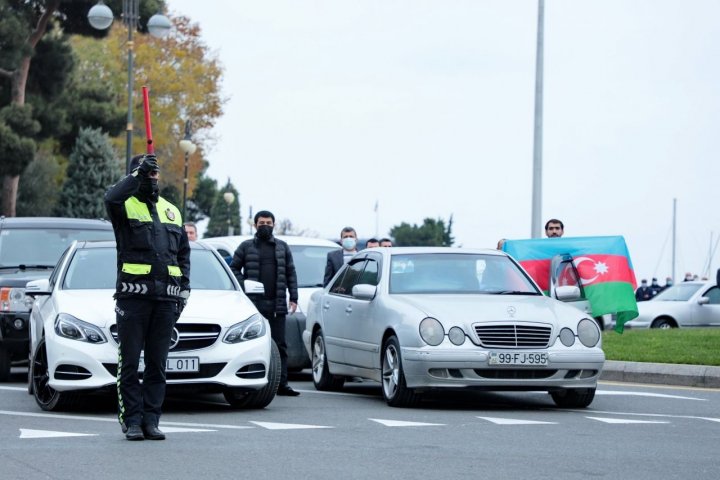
(104, 154, 190, 441)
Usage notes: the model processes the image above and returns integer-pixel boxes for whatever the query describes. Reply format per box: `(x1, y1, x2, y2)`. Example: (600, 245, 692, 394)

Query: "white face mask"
(341, 237, 356, 250)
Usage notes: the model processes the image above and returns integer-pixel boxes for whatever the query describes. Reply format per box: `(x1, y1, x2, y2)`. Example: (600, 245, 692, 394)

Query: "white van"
(200, 235, 340, 370)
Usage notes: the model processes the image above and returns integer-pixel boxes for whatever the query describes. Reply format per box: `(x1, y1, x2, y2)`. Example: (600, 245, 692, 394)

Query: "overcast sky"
(167, 0, 720, 283)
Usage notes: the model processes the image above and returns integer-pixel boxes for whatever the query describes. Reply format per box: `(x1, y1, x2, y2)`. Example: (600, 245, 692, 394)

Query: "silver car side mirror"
(555, 285, 581, 301)
(352, 284, 377, 300)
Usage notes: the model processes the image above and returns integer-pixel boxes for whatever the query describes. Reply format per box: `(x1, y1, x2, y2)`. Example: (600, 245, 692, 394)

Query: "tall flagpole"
(374, 200, 379, 237)
(531, 0, 545, 238)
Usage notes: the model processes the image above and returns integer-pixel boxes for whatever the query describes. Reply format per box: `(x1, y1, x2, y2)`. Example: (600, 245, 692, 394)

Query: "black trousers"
(115, 297, 178, 429)
(257, 307, 289, 387)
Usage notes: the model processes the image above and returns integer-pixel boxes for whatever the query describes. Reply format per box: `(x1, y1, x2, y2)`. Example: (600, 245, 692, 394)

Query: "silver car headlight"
(223, 313, 267, 343)
(448, 326, 466, 346)
(559, 327, 575, 347)
(54, 313, 107, 344)
(577, 318, 600, 347)
(419, 317, 444, 346)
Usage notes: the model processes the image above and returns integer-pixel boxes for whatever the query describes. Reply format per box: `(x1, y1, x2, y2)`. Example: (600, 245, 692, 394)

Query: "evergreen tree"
(17, 145, 63, 216)
(55, 127, 121, 219)
(390, 217, 455, 247)
(185, 168, 218, 223)
(204, 179, 241, 238)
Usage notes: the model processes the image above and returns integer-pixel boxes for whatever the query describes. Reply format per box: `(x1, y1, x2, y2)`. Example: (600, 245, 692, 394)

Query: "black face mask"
(257, 225, 273, 240)
(138, 177, 159, 202)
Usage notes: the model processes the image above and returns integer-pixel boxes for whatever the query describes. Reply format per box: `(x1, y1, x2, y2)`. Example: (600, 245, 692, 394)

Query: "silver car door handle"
(323, 302, 330, 310)
(345, 305, 353, 313)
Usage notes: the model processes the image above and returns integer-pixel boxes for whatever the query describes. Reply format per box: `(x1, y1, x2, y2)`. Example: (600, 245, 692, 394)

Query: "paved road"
(2, 367, 719, 480)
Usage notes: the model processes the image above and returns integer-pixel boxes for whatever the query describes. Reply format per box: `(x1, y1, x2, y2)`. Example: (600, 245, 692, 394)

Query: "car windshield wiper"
(0, 264, 55, 270)
(485, 290, 540, 296)
(298, 283, 324, 288)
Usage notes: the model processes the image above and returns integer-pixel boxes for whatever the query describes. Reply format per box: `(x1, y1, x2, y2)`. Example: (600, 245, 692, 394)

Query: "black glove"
(137, 154, 159, 177)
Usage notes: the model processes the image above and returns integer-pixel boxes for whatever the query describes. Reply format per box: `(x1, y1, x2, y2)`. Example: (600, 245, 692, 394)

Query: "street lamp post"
(178, 120, 196, 220)
(223, 191, 235, 236)
(88, 0, 171, 174)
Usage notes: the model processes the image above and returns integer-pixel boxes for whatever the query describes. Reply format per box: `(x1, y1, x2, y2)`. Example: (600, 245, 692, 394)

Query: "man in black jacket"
(230, 210, 300, 396)
(105, 154, 191, 441)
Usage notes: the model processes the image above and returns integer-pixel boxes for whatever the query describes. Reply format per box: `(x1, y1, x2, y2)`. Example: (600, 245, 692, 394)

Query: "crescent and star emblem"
(572, 257, 610, 286)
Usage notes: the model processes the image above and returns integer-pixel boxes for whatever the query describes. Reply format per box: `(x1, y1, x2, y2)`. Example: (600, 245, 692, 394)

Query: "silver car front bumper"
(401, 347, 605, 391)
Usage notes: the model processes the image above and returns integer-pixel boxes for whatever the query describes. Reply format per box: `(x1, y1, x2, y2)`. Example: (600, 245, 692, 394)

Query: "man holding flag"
(502, 236, 638, 333)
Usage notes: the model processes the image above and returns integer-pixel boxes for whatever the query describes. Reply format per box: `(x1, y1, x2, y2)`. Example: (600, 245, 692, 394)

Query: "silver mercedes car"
(302, 247, 605, 408)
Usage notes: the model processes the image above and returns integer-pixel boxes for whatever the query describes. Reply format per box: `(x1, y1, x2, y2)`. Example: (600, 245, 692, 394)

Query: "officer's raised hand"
(135, 154, 159, 177)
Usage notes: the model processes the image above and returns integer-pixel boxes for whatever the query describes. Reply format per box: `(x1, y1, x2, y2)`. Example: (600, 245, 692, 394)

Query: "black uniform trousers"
(116, 297, 177, 429)
(256, 305, 289, 387)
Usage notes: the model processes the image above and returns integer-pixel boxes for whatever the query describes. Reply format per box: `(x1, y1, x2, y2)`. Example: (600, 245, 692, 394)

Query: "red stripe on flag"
(573, 254, 636, 289)
(519, 255, 636, 292)
(519, 259, 551, 291)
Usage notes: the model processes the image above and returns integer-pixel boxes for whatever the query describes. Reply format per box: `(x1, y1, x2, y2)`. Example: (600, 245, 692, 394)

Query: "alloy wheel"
(382, 343, 399, 399)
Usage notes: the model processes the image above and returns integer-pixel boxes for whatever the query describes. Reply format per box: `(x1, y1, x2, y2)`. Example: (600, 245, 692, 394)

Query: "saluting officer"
(104, 154, 190, 441)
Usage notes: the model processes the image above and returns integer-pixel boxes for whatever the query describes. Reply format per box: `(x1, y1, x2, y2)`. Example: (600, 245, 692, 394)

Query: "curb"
(601, 360, 720, 388)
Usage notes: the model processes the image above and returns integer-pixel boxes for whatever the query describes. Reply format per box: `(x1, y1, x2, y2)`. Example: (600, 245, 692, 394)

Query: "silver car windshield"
(389, 253, 539, 295)
(62, 247, 235, 291)
(652, 283, 701, 301)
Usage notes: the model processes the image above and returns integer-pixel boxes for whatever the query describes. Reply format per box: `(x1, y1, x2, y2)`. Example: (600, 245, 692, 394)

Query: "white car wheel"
(31, 338, 76, 411)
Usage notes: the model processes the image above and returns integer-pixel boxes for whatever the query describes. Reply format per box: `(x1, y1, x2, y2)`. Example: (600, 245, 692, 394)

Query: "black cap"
(129, 154, 159, 172)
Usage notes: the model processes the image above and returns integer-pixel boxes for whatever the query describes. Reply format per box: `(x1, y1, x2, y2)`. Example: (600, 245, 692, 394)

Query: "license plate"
(138, 357, 200, 373)
(489, 351, 548, 366)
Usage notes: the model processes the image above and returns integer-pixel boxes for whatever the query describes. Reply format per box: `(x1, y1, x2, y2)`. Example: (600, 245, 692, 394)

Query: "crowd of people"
(635, 272, 708, 301)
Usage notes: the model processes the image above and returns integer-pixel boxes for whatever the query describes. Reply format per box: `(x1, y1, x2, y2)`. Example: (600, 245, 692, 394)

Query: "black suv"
(0, 217, 114, 380)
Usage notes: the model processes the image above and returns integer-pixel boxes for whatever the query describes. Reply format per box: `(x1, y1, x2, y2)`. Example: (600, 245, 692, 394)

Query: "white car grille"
(110, 323, 222, 351)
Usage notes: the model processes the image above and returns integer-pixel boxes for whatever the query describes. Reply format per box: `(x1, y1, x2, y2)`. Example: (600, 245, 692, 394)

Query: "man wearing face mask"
(104, 154, 191, 440)
(324, 226, 358, 286)
(230, 210, 299, 396)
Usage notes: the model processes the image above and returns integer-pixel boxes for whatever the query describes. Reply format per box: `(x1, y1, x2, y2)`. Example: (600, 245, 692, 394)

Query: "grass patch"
(602, 328, 720, 366)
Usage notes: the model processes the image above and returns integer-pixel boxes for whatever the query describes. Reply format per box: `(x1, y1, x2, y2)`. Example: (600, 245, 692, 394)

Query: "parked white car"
(625, 281, 720, 329)
(26, 240, 279, 411)
(200, 235, 340, 370)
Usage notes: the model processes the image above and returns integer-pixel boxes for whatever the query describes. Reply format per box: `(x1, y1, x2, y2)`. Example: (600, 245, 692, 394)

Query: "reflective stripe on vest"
(168, 265, 182, 277)
(123, 196, 182, 226)
(122, 263, 152, 275)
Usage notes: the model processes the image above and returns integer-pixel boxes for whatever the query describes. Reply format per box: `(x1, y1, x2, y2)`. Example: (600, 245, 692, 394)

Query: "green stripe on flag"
(584, 281, 639, 333)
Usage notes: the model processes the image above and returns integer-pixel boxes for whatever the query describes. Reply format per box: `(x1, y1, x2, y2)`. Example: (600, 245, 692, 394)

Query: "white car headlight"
(223, 313, 267, 343)
(54, 313, 107, 344)
(577, 318, 600, 347)
(419, 317, 444, 346)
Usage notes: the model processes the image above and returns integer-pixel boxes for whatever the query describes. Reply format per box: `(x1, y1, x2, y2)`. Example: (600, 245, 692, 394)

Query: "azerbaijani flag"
(502, 236, 638, 333)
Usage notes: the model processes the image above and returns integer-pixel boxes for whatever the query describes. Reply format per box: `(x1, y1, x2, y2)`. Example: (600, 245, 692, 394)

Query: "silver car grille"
(474, 324, 552, 348)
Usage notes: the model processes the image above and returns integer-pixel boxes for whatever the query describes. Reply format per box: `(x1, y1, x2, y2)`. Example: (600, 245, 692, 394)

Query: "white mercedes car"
(304, 247, 605, 408)
(26, 240, 279, 411)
